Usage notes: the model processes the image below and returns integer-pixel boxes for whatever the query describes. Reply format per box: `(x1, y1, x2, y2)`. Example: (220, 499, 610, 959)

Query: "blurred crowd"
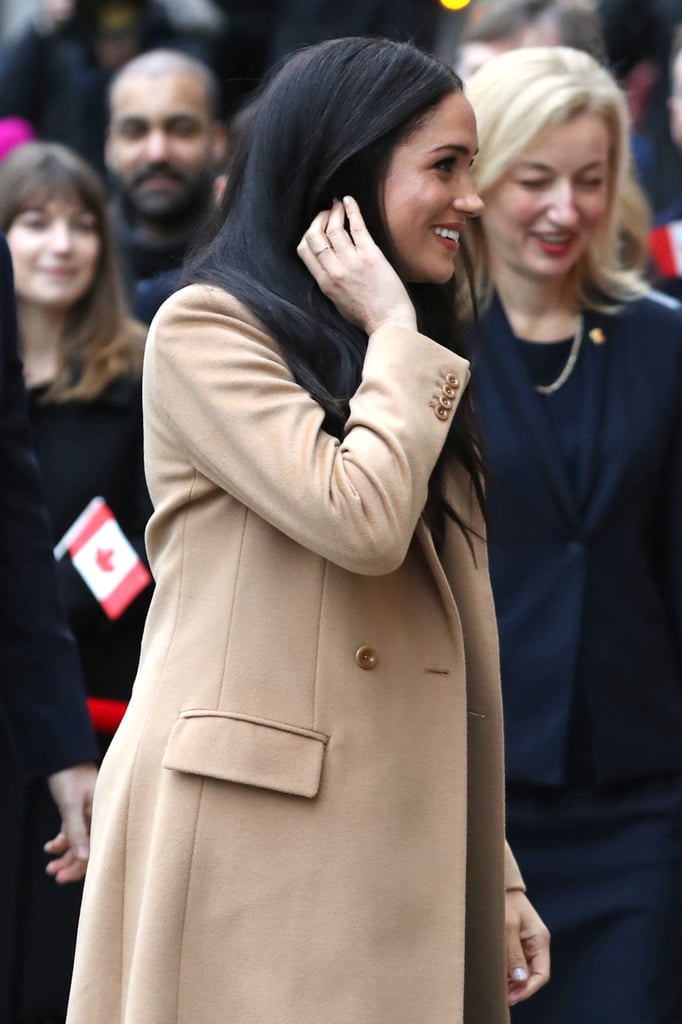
(1, 0, 682, 1022)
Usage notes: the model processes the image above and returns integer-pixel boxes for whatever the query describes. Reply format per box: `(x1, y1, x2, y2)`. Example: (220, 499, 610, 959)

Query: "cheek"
(5, 231, 38, 272)
(80, 240, 101, 281)
(383, 172, 427, 232)
(485, 189, 540, 238)
(583, 193, 609, 228)
(175, 139, 208, 166)
(509, 195, 547, 228)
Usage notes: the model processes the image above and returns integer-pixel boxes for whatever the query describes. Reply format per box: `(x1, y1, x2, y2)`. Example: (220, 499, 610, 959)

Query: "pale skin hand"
(44, 762, 98, 883)
(505, 890, 551, 1006)
(297, 196, 418, 336)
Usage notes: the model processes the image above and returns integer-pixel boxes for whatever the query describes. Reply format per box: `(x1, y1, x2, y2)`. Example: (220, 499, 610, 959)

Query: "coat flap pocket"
(162, 711, 329, 798)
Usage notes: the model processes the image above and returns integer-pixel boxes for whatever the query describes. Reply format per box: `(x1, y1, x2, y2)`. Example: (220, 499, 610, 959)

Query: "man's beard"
(114, 162, 215, 234)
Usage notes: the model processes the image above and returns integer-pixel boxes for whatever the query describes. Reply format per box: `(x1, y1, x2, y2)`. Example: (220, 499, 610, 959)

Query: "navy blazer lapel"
(479, 294, 582, 531)
(575, 311, 610, 517)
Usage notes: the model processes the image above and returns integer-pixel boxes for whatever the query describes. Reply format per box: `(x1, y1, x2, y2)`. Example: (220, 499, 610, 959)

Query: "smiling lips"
(40, 266, 79, 277)
(433, 224, 462, 250)
(534, 232, 575, 256)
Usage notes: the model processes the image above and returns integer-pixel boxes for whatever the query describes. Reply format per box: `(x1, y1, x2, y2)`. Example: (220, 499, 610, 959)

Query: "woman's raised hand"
(297, 196, 417, 336)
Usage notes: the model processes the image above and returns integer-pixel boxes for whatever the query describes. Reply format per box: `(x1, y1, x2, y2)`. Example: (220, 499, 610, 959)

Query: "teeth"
(434, 227, 460, 242)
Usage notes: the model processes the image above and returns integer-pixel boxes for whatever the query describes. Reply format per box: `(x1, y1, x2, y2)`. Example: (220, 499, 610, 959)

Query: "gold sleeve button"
(435, 405, 449, 421)
(439, 396, 453, 410)
(442, 384, 456, 399)
(445, 373, 460, 389)
(355, 645, 378, 670)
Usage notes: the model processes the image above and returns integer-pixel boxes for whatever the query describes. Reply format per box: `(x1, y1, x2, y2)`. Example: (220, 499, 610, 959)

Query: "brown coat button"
(439, 396, 453, 410)
(355, 645, 378, 670)
(442, 384, 456, 399)
(435, 405, 449, 421)
(445, 373, 460, 388)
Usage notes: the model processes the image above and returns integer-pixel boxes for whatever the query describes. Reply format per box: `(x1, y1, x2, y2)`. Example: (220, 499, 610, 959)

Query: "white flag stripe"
(71, 518, 140, 601)
(54, 496, 105, 559)
(670, 222, 682, 275)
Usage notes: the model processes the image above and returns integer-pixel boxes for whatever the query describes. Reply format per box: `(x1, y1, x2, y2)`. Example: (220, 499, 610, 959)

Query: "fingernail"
(75, 844, 90, 861)
(512, 967, 528, 982)
(343, 195, 353, 207)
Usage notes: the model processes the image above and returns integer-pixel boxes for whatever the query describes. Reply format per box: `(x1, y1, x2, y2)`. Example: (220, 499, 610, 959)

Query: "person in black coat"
(596, 0, 682, 215)
(0, 231, 98, 1021)
(0, 0, 216, 176)
(0, 141, 152, 1022)
(465, 47, 682, 1024)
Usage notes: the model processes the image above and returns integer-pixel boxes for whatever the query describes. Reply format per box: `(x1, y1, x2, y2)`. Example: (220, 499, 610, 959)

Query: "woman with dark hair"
(0, 141, 153, 1021)
(67, 37, 549, 1024)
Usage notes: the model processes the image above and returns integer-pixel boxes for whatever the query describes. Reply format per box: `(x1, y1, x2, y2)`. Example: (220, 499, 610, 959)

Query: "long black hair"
(185, 36, 484, 548)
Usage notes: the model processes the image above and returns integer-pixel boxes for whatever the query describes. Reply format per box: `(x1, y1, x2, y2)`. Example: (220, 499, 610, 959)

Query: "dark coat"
(474, 291, 682, 786)
(28, 374, 153, 704)
(0, 233, 96, 774)
(598, 0, 682, 213)
(0, 235, 97, 1019)
(8, 299, 152, 1024)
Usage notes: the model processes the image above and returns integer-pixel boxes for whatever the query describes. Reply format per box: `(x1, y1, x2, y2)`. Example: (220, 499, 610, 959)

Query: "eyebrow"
(516, 158, 607, 172)
(429, 144, 479, 158)
(112, 111, 206, 128)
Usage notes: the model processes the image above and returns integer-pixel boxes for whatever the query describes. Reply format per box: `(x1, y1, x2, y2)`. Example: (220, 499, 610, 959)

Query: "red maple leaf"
(96, 547, 115, 572)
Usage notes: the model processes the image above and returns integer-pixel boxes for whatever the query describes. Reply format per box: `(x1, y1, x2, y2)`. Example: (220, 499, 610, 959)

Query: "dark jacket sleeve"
(0, 234, 97, 775)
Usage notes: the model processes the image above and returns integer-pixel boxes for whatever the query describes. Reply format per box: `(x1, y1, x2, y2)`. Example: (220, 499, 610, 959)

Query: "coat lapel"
(415, 517, 461, 621)
(574, 310, 610, 520)
(479, 294, 582, 532)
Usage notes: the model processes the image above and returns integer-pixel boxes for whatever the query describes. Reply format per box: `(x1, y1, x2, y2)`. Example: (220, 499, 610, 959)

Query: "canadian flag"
(648, 221, 682, 277)
(54, 497, 152, 620)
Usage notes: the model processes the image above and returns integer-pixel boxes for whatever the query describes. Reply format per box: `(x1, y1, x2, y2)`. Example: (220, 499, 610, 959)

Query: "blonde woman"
(466, 46, 682, 1024)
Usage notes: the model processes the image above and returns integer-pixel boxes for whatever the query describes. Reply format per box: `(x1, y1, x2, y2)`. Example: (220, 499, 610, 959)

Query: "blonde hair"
(0, 142, 145, 401)
(464, 46, 649, 311)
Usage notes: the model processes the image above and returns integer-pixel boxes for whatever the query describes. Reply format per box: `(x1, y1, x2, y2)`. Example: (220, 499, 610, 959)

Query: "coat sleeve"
(0, 235, 97, 776)
(146, 286, 470, 576)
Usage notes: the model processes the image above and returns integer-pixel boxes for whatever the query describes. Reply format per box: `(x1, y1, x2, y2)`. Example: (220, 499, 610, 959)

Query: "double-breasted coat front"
(66, 285, 522, 1024)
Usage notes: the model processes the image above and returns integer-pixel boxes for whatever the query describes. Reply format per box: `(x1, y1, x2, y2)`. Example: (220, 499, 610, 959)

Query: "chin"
(406, 265, 455, 286)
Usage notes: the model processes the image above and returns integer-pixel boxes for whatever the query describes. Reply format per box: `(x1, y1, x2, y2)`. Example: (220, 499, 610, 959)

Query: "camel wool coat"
(66, 285, 523, 1024)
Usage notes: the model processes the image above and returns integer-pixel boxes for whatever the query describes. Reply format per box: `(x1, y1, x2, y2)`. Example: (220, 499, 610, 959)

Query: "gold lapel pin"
(589, 327, 606, 345)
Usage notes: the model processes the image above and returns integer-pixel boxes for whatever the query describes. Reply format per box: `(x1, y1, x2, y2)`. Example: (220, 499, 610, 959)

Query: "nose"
(453, 189, 485, 219)
(144, 128, 171, 163)
(49, 220, 73, 253)
(452, 168, 485, 218)
(548, 180, 579, 225)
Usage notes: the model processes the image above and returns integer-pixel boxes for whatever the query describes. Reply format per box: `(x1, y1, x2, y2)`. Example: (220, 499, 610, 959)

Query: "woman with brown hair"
(0, 140, 152, 1023)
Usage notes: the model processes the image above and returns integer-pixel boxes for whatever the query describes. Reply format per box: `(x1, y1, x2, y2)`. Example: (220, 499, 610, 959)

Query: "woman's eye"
(74, 219, 97, 233)
(434, 157, 455, 173)
(18, 214, 47, 229)
(517, 180, 547, 191)
(577, 178, 604, 189)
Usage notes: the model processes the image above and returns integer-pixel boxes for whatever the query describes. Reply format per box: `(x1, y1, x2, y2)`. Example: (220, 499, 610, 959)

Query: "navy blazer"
(0, 234, 97, 776)
(474, 291, 682, 786)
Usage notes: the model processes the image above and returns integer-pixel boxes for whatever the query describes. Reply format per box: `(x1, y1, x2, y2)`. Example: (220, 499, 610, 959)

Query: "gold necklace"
(534, 314, 584, 395)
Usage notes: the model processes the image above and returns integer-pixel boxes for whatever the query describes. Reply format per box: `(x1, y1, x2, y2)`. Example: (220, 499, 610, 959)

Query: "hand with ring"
(297, 197, 417, 336)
